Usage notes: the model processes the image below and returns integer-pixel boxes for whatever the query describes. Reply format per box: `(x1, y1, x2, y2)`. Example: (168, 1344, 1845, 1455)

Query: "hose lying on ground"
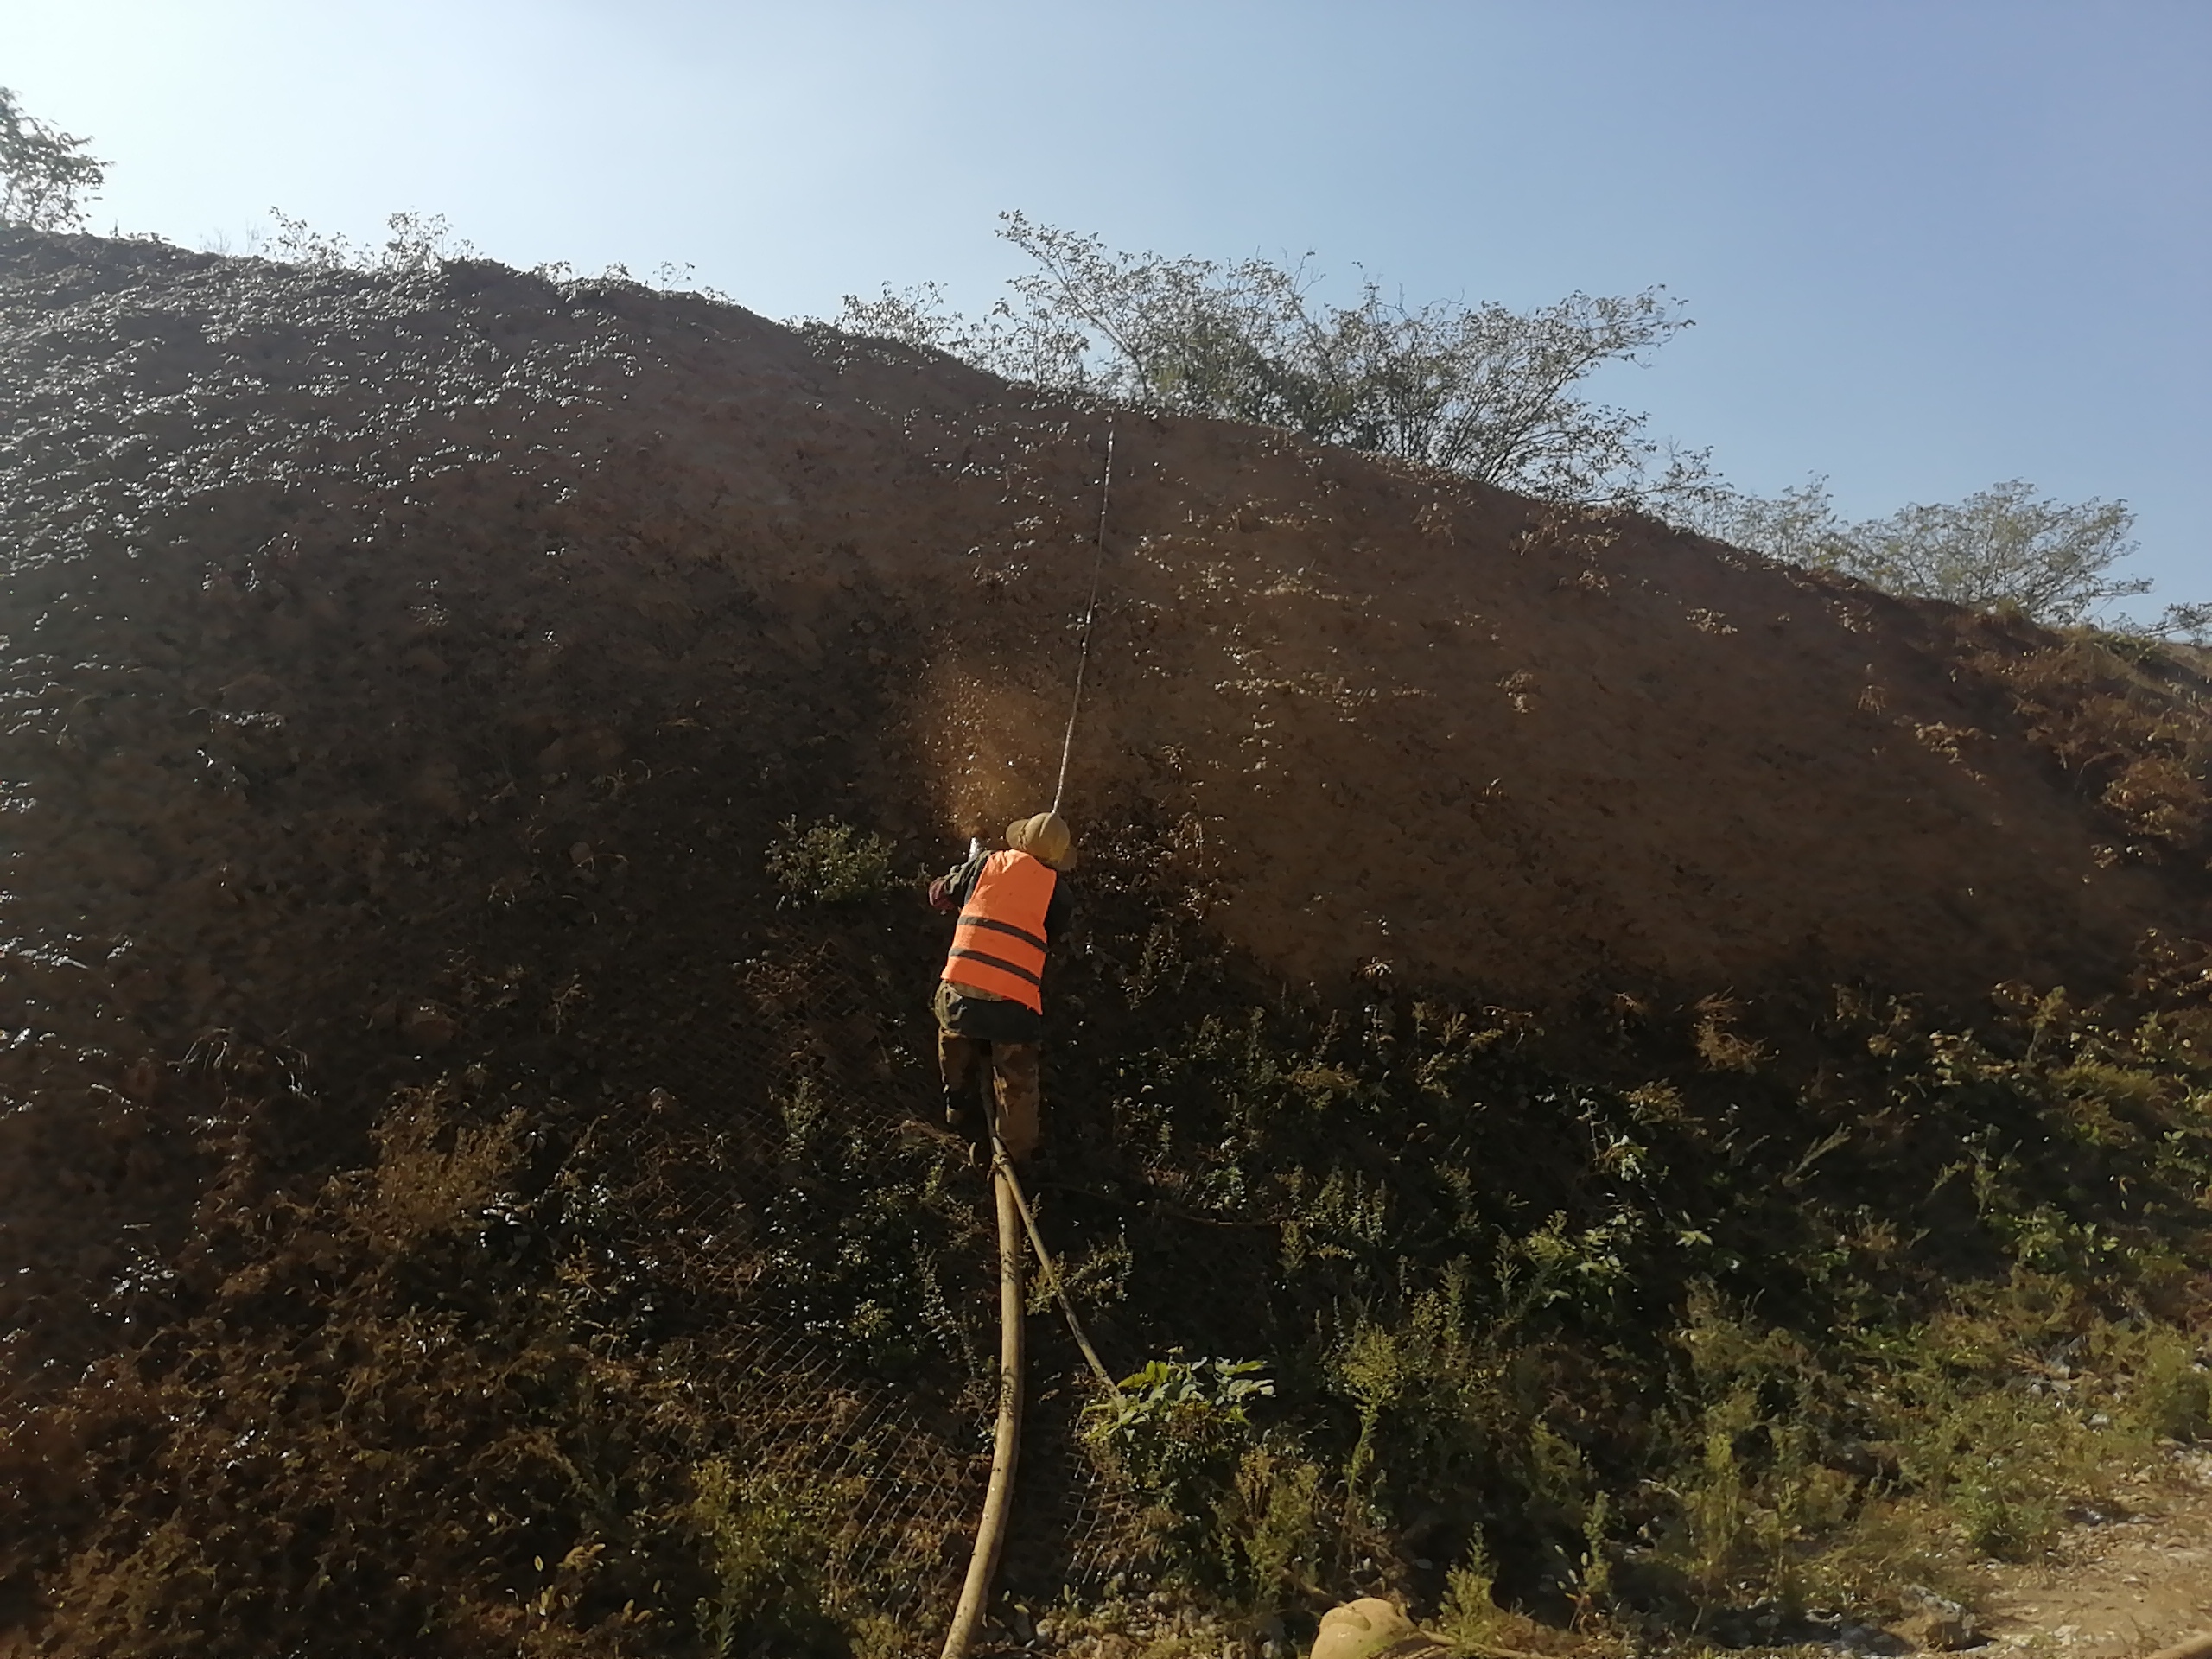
(939, 1153, 1027, 1659)
(939, 1135, 1118, 1659)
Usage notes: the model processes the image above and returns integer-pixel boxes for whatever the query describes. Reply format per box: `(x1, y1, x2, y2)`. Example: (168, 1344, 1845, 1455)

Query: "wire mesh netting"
(584, 925, 1142, 1628)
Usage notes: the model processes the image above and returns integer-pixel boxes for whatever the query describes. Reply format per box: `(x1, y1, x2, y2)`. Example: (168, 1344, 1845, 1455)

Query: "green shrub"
(764, 817, 901, 905)
(1219, 1446, 1327, 1610)
(687, 1459, 843, 1656)
(2119, 1325, 2212, 1442)
(1434, 1547, 1514, 1646)
(1088, 1357, 1278, 1585)
(1090, 1357, 1274, 1501)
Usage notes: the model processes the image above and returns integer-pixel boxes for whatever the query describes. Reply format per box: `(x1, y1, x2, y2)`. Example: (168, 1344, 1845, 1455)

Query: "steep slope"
(3, 232, 2204, 1052)
(3, 230, 2210, 1657)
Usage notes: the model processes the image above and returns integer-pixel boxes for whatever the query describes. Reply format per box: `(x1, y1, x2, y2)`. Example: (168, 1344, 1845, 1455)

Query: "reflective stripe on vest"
(942, 849, 1058, 1014)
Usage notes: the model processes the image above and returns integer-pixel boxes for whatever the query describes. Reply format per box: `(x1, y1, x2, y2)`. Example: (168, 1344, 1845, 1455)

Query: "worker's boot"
(945, 1087, 995, 1164)
(942, 1089, 984, 1160)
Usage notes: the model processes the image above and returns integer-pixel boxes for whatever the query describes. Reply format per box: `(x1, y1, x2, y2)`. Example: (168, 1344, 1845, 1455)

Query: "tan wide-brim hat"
(1005, 811, 1076, 870)
(1309, 1599, 1449, 1659)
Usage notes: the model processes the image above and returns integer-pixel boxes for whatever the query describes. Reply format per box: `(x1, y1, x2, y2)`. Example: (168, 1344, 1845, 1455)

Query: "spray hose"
(993, 1138, 1116, 1391)
(1035, 414, 1121, 1392)
(938, 1137, 1118, 1659)
(942, 421, 1123, 1659)
(1049, 416, 1116, 818)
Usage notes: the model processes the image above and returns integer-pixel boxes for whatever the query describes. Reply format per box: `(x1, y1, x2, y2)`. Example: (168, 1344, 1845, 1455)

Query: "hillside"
(3, 229, 2210, 1657)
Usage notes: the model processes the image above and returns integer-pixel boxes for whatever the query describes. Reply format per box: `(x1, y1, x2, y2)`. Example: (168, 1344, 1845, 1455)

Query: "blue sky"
(7, 0, 2207, 607)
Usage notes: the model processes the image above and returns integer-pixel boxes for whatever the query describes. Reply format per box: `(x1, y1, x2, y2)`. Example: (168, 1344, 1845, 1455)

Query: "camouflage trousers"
(933, 1036, 1039, 1164)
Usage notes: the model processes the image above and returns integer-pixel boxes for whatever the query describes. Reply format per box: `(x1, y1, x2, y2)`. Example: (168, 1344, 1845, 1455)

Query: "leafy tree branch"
(0, 86, 105, 232)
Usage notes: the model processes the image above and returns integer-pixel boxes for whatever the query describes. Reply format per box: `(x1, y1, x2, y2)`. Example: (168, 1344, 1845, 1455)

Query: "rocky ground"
(1983, 1456, 2212, 1655)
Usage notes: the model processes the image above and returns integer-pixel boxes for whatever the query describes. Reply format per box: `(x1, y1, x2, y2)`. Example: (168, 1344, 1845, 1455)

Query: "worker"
(927, 811, 1076, 1164)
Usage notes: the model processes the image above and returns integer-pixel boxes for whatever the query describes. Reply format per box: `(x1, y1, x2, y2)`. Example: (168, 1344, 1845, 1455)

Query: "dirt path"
(1982, 1456, 2212, 1655)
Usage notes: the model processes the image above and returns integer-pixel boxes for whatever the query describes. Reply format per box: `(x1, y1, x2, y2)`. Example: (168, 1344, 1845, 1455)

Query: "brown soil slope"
(3, 230, 2204, 1068)
(7, 230, 2212, 1658)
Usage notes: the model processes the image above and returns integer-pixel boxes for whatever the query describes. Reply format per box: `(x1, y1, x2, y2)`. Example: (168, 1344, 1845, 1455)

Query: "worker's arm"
(926, 849, 988, 912)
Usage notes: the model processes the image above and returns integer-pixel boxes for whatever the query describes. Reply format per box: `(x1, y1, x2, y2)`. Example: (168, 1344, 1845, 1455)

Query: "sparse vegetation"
(1958, 624, 2212, 862)
(264, 207, 478, 272)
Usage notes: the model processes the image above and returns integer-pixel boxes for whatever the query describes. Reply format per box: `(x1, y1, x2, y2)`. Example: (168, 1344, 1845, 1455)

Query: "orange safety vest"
(941, 849, 1058, 1014)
